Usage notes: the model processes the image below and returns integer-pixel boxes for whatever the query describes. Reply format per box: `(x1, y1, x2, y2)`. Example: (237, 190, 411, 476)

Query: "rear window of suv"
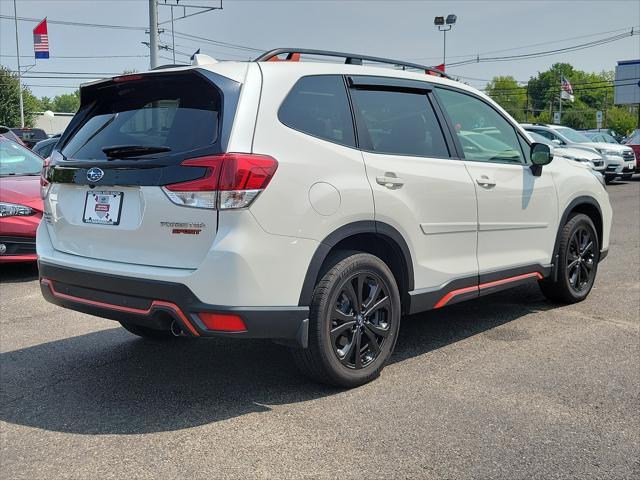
(61, 73, 221, 160)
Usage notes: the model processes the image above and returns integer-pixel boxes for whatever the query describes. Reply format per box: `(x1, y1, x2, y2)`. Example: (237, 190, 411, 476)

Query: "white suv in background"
(522, 123, 636, 182)
(38, 49, 612, 387)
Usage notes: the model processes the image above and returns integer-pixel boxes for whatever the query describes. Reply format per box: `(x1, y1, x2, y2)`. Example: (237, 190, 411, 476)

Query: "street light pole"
(13, 0, 24, 127)
(434, 14, 457, 69)
(149, 0, 159, 69)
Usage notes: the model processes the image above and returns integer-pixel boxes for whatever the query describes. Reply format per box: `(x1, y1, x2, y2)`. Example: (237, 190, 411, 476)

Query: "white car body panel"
(38, 59, 613, 311)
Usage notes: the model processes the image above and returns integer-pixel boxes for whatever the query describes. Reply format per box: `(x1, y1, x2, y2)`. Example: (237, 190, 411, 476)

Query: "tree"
(485, 76, 527, 121)
(0, 66, 40, 127)
(607, 106, 637, 136)
(51, 91, 80, 113)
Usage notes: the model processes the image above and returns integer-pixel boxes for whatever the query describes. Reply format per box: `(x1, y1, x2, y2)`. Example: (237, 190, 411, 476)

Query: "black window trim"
(276, 74, 359, 150)
(345, 76, 454, 160)
(434, 84, 532, 167)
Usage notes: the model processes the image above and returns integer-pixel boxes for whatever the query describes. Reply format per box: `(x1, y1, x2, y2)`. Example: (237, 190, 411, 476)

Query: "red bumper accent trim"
(0, 254, 38, 263)
(41, 278, 200, 336)
(434, 272, 544, 309)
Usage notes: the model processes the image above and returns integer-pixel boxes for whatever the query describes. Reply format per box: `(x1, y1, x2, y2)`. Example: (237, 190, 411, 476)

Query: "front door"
(435, 87, 558, 276)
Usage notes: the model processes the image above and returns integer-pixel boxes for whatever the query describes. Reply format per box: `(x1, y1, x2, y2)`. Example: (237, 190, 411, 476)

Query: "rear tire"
(119, 321, 175, 340)
(292, 252, 401, 388)
(539, 213, 599, 304)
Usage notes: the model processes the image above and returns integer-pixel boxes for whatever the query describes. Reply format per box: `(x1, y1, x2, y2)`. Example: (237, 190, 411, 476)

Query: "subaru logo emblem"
(87, 167, 104, 183)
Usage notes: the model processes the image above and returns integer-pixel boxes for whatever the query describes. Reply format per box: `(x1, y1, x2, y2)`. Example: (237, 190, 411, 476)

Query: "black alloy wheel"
(292, 252, 401, 387)
(566, 226, 596, 293)
(330, 272, 391, 369)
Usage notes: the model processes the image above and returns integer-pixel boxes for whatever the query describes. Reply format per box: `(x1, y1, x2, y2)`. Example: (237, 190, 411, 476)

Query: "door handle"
(376, 172, 405, 188)
(475, 175, 496, 188)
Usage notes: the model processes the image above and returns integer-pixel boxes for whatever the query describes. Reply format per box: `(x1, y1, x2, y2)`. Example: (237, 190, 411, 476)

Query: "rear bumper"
(39, 261, 310, 346)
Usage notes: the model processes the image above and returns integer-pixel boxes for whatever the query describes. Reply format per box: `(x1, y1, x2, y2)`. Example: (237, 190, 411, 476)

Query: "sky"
(0, 0, 639, 99)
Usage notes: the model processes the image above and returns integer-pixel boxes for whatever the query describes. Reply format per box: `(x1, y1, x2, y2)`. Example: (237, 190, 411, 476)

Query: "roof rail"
(254, 48, 452, 79)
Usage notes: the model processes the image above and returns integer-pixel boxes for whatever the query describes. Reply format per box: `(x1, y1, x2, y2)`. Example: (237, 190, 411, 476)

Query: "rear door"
(348, 76, 478, 292)
(44, 69, 241, 268)
(435, 87, 558, 274)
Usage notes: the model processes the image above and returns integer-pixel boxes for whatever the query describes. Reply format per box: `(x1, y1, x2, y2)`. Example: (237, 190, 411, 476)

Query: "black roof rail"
(254, 48, 452, 79)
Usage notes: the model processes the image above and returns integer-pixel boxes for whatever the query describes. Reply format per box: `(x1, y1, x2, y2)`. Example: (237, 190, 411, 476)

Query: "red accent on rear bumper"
(40, 278, 200, 336)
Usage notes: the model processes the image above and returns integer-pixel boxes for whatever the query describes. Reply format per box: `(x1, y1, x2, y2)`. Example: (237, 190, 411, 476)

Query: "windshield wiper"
(102, 145, 172, 159)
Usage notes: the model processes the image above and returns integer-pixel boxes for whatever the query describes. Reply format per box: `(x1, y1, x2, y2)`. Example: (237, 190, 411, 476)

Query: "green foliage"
(485, 76, 526, 121)
(0, 66, 38, 127)
(606, 107, 637, 136)
(50, 91, 80, 113)
(486, 63, 634, 133)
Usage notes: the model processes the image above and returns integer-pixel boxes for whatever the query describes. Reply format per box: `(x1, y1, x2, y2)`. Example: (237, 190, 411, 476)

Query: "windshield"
(528, 132, 554, 147)
(61, 74, 221, 160)
(555, 127, 591, 143)
(626, 130, 640, 145)
(0, 140, 44, 176)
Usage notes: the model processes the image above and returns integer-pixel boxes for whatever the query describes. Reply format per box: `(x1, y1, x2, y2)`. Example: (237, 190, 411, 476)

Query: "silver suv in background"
(522, 123, 636, 182)
(526, 131, 605, 175)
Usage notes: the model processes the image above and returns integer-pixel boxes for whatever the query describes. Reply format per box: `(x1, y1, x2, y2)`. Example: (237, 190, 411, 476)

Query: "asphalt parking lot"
(1, 179, 638, 480)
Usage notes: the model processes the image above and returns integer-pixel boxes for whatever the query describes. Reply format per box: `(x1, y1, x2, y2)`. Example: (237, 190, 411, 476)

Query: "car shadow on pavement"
(0, 262, 38, 283)
(0, 283, 555, 435)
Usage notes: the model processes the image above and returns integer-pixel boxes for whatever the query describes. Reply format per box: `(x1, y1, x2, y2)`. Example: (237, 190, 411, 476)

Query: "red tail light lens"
(40, 158, 51, 199)
(113, 74, 144, 83)
(218, 153, 278, 191)
(164, 156, 223, 192)
(162, 153, 278, 210)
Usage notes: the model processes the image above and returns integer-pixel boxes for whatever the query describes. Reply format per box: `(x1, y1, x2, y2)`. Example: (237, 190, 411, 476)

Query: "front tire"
(539, 213, 599, 304)
(292, 252, 401, 388)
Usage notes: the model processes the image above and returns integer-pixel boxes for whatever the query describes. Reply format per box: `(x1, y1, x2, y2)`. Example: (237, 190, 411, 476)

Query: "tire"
(119, 321, 175, 340)
(539, 213, 600, 304)
(292, 252, 401, 388)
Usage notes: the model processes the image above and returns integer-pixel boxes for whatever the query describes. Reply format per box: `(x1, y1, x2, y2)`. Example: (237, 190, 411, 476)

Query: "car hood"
(0, 175, 43, 212)
(575, 142, 631, 153)
(553, 146, 602, 161)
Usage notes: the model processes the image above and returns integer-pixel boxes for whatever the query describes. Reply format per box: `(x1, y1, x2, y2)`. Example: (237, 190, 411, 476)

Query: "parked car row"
(522, 123, 637, 183)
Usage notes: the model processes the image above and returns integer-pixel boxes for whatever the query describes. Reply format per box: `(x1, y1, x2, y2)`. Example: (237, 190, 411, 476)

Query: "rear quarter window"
(278, 75, 355, 147)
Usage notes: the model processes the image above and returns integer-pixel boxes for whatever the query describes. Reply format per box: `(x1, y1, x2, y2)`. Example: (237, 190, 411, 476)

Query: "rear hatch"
(43, 68, 241, 268)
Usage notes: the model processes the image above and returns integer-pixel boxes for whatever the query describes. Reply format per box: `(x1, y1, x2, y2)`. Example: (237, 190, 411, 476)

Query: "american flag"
(561, 75, 573, 95)
(33, 18, 49, 59)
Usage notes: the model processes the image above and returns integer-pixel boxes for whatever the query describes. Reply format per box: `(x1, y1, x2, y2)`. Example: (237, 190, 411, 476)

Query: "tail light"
(162, 153, 278, 210)
(40, 158, 51, 199)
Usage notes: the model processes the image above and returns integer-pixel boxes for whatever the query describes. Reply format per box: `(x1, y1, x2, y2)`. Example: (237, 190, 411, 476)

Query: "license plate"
(83, 191, 123, 225)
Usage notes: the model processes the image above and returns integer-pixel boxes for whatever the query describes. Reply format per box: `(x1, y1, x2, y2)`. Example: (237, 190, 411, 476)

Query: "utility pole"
(170, 5, 176, 64)
(13, 0, 24, 127)
(525, 84, 529, 122)
(149, 0, 159, 69)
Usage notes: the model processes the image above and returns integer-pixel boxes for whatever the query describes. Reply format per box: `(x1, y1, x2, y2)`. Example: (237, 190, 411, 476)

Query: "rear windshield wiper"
(102, 145, 172, 159)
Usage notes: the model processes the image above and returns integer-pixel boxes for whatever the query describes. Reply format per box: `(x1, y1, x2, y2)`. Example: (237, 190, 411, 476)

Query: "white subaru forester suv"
(38, 49, 612, 387)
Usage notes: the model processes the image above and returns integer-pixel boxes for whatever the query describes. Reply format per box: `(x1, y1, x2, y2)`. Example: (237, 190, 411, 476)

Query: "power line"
(0, 54, 149, 59)
(410, 25, 640, 61)
(0, 14, 145, 31)
(448, 30, 639, 68)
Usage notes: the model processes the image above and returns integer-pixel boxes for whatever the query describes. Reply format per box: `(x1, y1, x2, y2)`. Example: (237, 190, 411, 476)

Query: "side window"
(436, 88, 524, 164)
(349, 88, 449, 157)
(532, 129, 556, 141)
(278, 75, 355, 147)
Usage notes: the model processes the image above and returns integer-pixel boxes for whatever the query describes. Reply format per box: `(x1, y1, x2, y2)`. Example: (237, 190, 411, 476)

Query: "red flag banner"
(33, 18, 49, 59)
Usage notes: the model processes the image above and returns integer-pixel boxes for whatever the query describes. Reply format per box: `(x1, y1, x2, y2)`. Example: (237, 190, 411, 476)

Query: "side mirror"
(530, 142, 553, 176)
(551, 139, 562, 145)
